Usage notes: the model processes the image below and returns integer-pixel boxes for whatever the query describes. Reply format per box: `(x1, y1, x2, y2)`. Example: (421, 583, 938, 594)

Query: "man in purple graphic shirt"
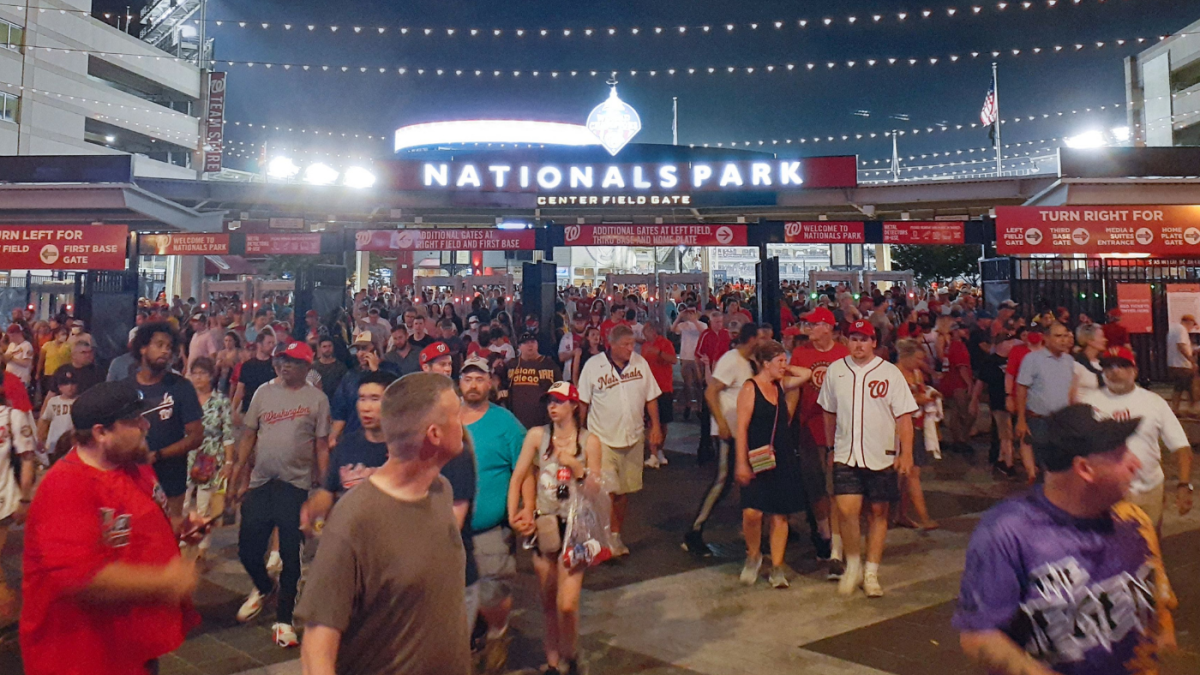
(954, 404, 1178, 675)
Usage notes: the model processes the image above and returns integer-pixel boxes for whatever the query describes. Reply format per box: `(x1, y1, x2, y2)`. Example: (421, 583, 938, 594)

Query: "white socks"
(865, 562, 880, 576)
(830, 534, 844, 561)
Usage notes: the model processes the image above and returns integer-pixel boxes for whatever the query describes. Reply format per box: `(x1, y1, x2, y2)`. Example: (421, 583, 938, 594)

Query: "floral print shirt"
(188, 391, 233, 488)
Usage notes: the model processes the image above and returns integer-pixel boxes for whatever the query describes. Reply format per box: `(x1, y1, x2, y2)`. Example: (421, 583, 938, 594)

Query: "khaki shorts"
(601, 439, 645, 495)
(1128, 483, 1165, 528)
(471, 526, 516, 610)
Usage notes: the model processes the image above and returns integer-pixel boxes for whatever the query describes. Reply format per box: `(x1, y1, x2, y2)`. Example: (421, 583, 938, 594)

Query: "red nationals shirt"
(20, 450, 199, 675)
(790, 342, 851, 446)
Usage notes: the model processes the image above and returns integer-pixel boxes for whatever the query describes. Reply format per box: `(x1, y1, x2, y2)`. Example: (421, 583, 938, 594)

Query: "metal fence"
(981, 257, 1200, 381)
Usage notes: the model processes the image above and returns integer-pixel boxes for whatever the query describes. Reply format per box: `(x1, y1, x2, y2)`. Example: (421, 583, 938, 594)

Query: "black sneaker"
(827, 558, 845, 581)
(563, 658, 581, 675)
(814, 537, 832, 561)
(682, 530, 713, 557)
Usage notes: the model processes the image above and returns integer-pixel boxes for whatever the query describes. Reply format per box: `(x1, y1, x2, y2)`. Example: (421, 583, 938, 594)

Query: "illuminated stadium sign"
(390, 156, 859, 192)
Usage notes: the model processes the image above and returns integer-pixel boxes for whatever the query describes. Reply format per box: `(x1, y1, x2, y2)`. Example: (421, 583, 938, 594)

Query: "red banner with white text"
(882, 221, 965, 244)
(245, 234, 322, 255)
(355, 229, 537, 251)
(996, 206, 1200, 255)
(562, 224, 746, 247)
(0, 225, 127, 270)
(784, 221, 865, 244)
(139, 233, 231, 256)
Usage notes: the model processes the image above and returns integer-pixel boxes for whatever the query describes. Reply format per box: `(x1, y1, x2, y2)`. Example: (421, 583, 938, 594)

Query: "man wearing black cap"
(955, 404, 1177, 675)
(20, 381, 203, 675)
(503, 332, 561, 429)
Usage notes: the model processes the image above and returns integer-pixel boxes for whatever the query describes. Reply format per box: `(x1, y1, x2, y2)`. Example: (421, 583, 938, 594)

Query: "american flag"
(980, 85, 998, 126)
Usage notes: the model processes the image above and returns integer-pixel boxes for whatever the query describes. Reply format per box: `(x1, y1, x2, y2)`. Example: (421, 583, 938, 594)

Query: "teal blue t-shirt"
(467, 404, 527, 532)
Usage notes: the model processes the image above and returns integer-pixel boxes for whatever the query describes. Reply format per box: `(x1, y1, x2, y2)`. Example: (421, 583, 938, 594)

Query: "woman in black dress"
(734, 340, 812, 588)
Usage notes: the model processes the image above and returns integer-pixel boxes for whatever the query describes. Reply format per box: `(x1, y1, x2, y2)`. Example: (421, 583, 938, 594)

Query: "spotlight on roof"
(303, 163, 340, 185)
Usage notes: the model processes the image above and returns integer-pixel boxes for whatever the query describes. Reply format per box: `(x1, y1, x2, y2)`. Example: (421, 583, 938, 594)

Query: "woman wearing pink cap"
(507, 382, 600, 675)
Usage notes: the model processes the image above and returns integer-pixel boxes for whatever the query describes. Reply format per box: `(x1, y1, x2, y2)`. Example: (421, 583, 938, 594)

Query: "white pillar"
(355, 251, 370, 292)
(878, 244, 893, 271)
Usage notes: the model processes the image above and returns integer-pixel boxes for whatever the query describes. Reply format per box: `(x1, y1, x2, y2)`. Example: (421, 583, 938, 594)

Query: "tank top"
(747, 381, 795, 456)
(533, 425, 593, 517)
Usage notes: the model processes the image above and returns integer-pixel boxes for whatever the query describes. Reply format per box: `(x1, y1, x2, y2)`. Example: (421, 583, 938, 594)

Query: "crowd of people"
(0, 274, 1192, 675)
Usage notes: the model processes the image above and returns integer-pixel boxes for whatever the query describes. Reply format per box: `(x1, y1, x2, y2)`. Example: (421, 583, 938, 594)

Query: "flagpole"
(992, 62, 1002, 177)
(672, 97, 679, 145)
(891, 130, 900, 183)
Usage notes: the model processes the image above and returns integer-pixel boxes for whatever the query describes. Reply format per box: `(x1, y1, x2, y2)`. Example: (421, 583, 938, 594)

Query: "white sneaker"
(237, 588, 269, 623)
(739, 555, 763, 585)
(644, 454, 661, 469)
(656, 450, 668, 466)
(610, 533, 630, 557)
(273, 622, 299, 648)
(266, 550, 283, 576)
(837, 558, 863, 596)
(863, 571, 884, 598)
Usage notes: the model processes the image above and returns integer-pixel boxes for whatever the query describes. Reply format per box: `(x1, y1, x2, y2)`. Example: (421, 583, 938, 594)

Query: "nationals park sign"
(389, 156, 858, 194)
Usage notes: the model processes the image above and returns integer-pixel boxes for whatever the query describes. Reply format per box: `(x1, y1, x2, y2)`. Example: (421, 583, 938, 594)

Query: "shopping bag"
(561, 480, 613, 571)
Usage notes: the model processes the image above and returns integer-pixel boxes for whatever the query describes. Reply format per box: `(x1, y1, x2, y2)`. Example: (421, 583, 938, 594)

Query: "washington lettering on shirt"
(261, 406, 313, 426)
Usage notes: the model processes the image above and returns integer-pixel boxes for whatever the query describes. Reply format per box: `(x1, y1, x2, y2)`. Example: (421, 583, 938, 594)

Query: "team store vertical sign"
(202, 72, 227, 174)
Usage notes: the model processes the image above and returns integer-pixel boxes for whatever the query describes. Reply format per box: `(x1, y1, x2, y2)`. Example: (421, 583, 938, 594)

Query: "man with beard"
(459, 354, 527, 670)
(20, 382, 204, 675)
(1081, 347, 1193, 530)
(504, 333, 561, 429)
(383, 324, 421, 375)
(312, 337, 348, 401)
(229, 341, 330, 649)
(128, 322, 203, 519)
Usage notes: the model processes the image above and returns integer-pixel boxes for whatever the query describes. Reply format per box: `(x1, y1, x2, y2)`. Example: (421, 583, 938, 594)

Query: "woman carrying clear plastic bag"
(507, 382, 601, 675)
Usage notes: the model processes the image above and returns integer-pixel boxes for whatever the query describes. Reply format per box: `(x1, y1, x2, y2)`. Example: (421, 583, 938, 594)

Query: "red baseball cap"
(419, 341, 451, 366)
(1099, 346, 1136, 367)
(803, 307, 836, 326)
(280, 340, 314, 364)
(847, 320, 876, 338)
(781, 326, 802, 337)
(544, 381, 579, 402)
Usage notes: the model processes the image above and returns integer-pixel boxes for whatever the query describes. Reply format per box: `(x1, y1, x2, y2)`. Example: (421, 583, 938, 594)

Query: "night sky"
(94, 0, 1193, 174)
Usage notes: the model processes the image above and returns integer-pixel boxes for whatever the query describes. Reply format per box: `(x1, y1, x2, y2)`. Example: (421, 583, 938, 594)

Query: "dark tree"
(890, 245, 982, 285)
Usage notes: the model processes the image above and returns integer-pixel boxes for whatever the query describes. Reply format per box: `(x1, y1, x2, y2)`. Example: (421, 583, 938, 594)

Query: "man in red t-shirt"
(788, 306, 849, 568)
(938, 324, 975, 453)
(694, 312, 732, 463)
(641, 323, 677, 468)
(21, 381, 203, 675)
(1102, 308, 1131, 351)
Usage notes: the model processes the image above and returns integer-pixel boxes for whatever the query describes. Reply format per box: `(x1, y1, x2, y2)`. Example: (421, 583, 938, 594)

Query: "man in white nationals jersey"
(817, 320, 918, 598)
(1080, 346, 1193, 530)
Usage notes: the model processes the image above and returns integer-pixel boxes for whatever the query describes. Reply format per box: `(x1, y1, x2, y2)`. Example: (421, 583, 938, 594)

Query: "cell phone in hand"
(178, 514, 221, 541)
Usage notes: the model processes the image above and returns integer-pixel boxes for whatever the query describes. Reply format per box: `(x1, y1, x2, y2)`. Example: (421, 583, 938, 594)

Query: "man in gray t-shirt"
(229, 341, 330, 649)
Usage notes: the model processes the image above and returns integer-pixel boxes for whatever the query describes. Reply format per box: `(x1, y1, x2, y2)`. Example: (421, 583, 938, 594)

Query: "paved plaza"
(2, 421, 1197, 675)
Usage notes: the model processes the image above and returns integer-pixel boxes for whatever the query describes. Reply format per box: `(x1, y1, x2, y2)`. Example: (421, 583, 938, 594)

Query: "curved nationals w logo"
(868, 380, 889, 398)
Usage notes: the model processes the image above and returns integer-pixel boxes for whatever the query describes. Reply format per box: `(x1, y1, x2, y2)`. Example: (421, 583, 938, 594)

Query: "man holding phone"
(20, 381, 205, 675)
